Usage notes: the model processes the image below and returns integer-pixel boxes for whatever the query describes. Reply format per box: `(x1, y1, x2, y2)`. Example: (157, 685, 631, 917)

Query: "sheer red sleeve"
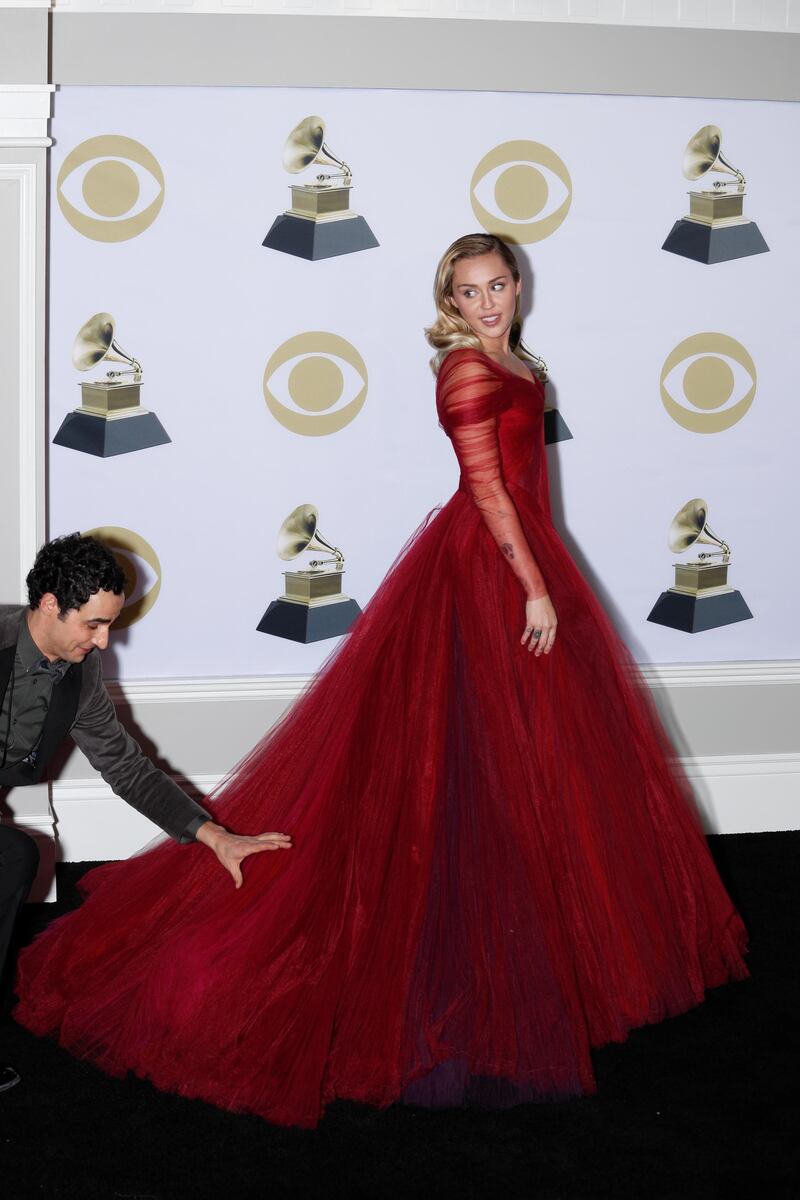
(436, 351, 547, 601)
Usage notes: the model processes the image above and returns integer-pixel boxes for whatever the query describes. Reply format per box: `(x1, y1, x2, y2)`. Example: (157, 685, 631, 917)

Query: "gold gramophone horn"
(282, 116, 352, 181)
(682, 125, 745, 190)
(277, 504, 344, 563)
(72, 312, 142, 378)
(668, 498, 731, 558)
(511, 329, 548, 382)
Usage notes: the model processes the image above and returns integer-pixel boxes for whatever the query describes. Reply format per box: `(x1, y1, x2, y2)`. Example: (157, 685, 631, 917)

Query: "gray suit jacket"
(0, 605, 210, 843)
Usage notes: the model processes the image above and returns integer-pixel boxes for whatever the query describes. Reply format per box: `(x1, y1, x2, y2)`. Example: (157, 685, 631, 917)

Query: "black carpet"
(1, 832, 797, 1200)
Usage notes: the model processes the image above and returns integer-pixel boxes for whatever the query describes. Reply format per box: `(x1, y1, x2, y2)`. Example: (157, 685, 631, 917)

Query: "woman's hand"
(521, 594, 558, 657)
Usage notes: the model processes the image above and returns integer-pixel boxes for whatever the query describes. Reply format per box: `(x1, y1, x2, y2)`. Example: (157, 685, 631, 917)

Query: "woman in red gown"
(15, 234, 748, 1128)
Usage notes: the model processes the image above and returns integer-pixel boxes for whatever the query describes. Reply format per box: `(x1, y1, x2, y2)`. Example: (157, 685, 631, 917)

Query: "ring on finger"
(533, 629, 543, 640)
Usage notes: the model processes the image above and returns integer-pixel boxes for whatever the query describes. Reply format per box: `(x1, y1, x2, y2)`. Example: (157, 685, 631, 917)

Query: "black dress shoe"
(0, 1065, 21, 1092)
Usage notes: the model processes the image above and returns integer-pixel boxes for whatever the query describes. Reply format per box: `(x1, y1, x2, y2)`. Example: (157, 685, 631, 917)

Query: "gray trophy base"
(647, 589, 753, 633)
(257, 598, 362, 643)
(262, 214, 379, 261)
(52, 411, 171, 458)
(661, 219, 769, 264)
(544, 409, 573, 444)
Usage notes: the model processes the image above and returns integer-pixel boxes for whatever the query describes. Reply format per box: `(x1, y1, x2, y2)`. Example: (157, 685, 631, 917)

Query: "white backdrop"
(47, 85, 800, 678)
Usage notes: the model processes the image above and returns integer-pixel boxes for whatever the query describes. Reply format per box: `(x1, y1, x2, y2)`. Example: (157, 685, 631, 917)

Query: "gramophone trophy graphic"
(257, 504, 362, 643)
(512, 334, 572, 444)
(662, 124, 769, 265)
(647, 498, 752, 633)
(52, 313, 171, 458)
(262, 116, 379, 261)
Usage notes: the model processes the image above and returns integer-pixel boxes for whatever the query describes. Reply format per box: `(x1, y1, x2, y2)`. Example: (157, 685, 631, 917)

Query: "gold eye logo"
(470, 140, 572, 244)
(84, 526, 161, 628)
(660, 333, 756, 433)
(263, 333, 368, 437)
(57, 135, 165, 242)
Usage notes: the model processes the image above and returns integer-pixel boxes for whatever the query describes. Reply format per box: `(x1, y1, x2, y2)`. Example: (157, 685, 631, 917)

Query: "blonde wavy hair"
(425, 233, 522, 375)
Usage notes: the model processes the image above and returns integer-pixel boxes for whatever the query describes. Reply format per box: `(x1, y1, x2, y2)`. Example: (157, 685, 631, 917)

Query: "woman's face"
(449, 252, 520, 353)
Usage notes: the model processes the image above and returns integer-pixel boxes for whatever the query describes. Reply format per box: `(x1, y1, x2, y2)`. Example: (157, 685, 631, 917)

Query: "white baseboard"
(49, 774, 220, 863)
(681, 753, 800, 835)
(48, 753, 800, 864)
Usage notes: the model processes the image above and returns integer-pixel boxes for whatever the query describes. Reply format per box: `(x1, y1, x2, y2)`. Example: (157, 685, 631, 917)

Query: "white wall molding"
(0, 153, 51, 886)
(105, 674, 313, 705)
(0, 160, 44, 601)
(106, 660, 800, 708)
(0, 86, 54, 145)
(683, 752, 800, 779)
(0, 91, 52, 606)
(14, 160, 38, 604)
(638, 660, 800, 688)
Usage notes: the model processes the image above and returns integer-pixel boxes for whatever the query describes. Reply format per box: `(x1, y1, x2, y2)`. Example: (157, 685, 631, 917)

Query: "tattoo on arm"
(501, 543, 515, 560)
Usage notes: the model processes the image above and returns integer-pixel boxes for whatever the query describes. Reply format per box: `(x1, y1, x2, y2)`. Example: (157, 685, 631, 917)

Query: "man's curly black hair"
(26, 533, 126, 615)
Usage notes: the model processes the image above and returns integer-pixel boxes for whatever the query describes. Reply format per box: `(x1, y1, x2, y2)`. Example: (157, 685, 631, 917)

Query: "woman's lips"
(481, 315, 501, 326)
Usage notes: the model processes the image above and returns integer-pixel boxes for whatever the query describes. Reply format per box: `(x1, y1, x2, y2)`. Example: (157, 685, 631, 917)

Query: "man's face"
(36, 590, 125, 663)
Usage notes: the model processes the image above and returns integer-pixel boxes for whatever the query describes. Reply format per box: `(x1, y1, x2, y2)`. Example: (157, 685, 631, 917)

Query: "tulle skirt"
(15, 485, 748, 1127)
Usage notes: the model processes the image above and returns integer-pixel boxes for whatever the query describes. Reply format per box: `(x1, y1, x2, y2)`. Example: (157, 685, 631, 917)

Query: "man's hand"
(196, 820, 292, 888)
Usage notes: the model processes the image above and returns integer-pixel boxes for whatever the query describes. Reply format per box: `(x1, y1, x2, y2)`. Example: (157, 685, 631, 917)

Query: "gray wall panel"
(651, 683, 800, 759)
(52, 15, 800, 101)
(0, 10, 49, 85)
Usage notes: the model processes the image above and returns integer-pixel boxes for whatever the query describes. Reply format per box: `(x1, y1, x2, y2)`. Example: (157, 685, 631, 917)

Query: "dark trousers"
(0, 825, 39, 1011)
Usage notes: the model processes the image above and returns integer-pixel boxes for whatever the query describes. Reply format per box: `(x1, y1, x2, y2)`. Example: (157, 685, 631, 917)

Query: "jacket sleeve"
(70, 665, 211, 844)
(437, 350, 548, 601)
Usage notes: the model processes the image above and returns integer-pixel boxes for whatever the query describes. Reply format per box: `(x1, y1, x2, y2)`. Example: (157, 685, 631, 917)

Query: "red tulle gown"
(15, 349, 748, 1128)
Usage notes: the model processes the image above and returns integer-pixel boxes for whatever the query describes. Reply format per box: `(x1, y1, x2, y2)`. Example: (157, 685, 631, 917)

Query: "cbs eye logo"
(57, 136, 165, 243)
(660, 334, 756, 433)
(263, 333, 368, 437)
(470, 140, 572, 244)
(83, 527, 161, 628)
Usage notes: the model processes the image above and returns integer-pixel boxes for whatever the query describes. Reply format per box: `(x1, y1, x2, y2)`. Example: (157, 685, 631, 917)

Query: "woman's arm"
(438, 352, 547, 601)
(438, 352, 558, 655)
